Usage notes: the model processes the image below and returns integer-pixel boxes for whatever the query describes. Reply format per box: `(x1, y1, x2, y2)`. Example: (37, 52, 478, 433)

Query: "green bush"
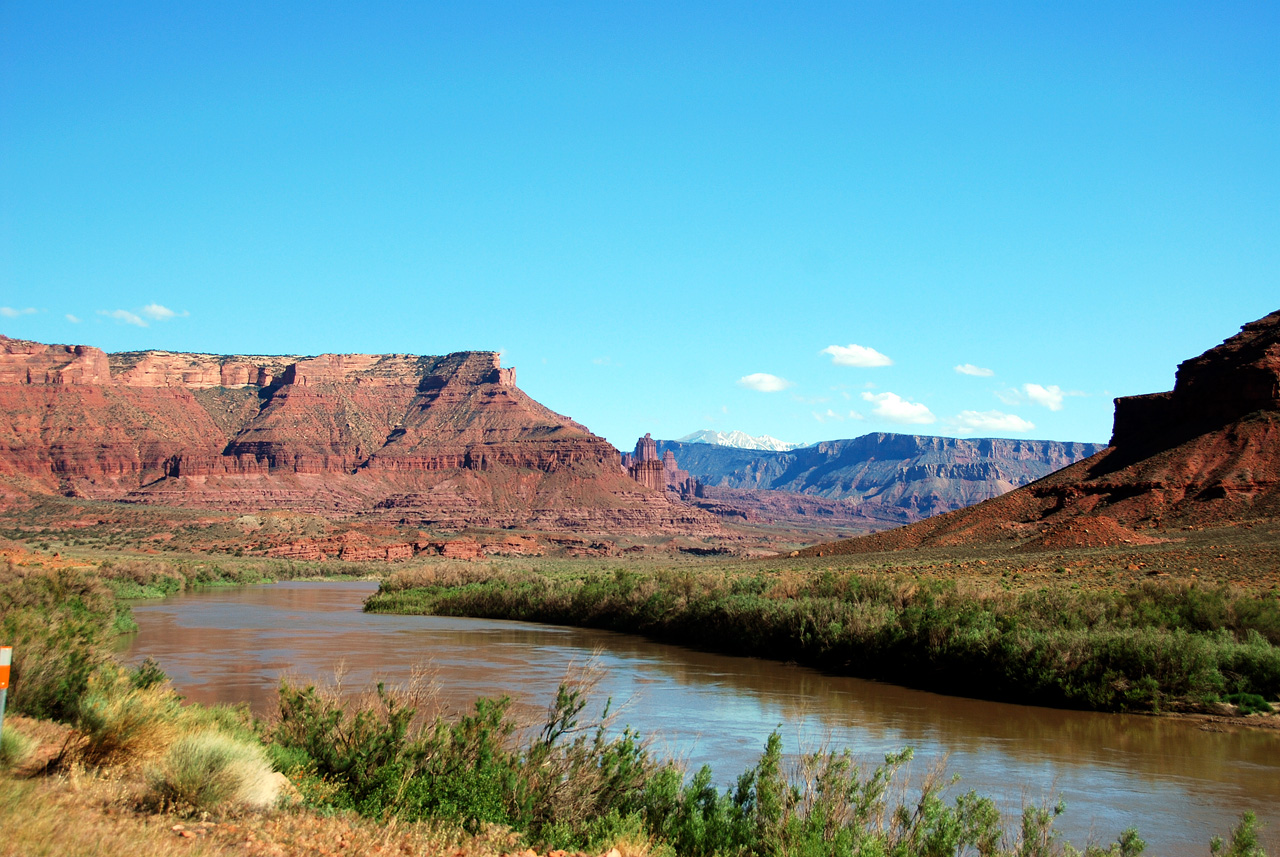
(271, 673, 659, 847)
(1211, 811, 1268, 857)
(1223, 692, 1275, 715)
(0, 568, 117, 721)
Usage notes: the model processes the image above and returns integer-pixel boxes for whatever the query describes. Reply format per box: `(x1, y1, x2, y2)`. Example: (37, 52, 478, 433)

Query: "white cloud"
(822, 344, 892, 367)
(65, 314, 81, 323)
(849, 410, 866, 420)
(0, 307, 36, 318)
(995, 388, 1023, 406)
(738, 373, 793, 393)
(1024, 383, 1065, 411)
(955, 363, 994, 377)
(812, 408, 846, 423)
(99, 309, 148, 327)
(951, 410, 1035, 433)
(861, 391, 936, 424)
(141, 303, 178, 321)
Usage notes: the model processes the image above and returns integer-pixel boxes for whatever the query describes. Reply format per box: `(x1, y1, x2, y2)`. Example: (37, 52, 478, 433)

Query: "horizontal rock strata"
(0, 336, 718, 535)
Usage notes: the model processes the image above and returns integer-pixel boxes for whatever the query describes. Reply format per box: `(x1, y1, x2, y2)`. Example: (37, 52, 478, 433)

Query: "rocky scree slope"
(660, 434, 1104, 529)
(0, 337, 717, 533)
(798, 308, 1280, 555)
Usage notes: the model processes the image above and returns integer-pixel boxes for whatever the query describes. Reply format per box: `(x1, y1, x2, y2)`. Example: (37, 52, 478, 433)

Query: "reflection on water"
(123, 582, 1280, 855)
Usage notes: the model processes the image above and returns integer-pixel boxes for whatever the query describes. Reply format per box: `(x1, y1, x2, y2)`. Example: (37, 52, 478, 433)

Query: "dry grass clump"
(70, 671, 181, 767)
(145, 729, 278, 813)
(0, 726, 34, 771)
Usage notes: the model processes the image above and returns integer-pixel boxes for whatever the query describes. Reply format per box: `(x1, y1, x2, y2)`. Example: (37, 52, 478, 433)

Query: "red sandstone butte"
(0, 336, 719, 535)
(798, 309, 1280, 555)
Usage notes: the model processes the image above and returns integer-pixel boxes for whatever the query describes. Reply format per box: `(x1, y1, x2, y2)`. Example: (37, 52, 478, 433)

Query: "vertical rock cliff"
(0, 336, 718, 533)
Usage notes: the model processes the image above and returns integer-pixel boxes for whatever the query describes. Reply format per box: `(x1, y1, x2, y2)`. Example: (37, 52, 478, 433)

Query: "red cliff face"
(0, 336, 718, 534)
(799, 309, 1280, 554)
(1109, 309, 1280, 454)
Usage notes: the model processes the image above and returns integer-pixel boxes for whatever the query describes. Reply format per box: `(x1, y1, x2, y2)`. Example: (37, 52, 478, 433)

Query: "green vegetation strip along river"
(365, 561, 1280, 715)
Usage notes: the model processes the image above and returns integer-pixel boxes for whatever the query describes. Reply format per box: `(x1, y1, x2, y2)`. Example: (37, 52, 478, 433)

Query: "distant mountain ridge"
(676, 429, 805, 451)
(659, 433, 1107, 529)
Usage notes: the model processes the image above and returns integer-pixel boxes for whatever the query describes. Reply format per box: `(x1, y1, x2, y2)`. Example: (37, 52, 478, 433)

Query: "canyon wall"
(0, 336, 718, 534)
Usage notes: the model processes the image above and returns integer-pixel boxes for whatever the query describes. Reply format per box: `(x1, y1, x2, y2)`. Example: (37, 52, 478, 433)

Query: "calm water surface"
(123, 582, 1280, 855)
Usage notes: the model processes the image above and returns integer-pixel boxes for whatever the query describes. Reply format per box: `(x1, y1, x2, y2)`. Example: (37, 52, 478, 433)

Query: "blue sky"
(2, 3, 1276, 449)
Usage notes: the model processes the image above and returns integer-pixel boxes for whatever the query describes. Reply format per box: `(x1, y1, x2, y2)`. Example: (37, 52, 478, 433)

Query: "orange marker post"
(0, 646, 10, 740)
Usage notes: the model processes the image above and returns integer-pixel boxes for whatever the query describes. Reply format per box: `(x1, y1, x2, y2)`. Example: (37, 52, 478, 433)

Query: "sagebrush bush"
(272, 667, 660, 846)
(147, 730, 277, 813)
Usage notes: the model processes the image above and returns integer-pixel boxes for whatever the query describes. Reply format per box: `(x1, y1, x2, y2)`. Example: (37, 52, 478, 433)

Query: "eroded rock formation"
(0, 336, 718, 534)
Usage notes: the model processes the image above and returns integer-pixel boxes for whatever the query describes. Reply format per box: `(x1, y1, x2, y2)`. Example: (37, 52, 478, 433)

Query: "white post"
(0, 646, 10, 740)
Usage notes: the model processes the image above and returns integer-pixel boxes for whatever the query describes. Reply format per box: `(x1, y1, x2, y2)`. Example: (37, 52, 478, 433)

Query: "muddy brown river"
(122, 581, 1279, 854)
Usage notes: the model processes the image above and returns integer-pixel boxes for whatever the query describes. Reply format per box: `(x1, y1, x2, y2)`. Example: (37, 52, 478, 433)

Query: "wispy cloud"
(0, 307, 37, 318)
(995, 387, 1023, 406)
(822, 344, 892, 367)
(955, 363, 994, 377)
(99, 309, 148, 327)
(140, 303, 181, 321)
(98, 302, 189, 328)
(995, 383, 1080, 411)
(738, 373, 793, 393)
(813, 408, 864, 423)
(65, 314, 81, 323)
(861, 391, 936, 424)
(1024, 383, 1065, 411)
(950, 410, 1035, 433)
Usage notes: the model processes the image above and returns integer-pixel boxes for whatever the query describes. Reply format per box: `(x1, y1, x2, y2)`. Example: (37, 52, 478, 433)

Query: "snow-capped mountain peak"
(676, 429, 804, 452)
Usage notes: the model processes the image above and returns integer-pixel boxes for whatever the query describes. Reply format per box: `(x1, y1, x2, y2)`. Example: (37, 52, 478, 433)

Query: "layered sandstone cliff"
(799, 309, 1280, 554)
(0, 336, 717, 534)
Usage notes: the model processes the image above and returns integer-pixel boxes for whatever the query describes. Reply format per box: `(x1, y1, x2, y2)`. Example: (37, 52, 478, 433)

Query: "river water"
(122, 581, 1279, 855)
